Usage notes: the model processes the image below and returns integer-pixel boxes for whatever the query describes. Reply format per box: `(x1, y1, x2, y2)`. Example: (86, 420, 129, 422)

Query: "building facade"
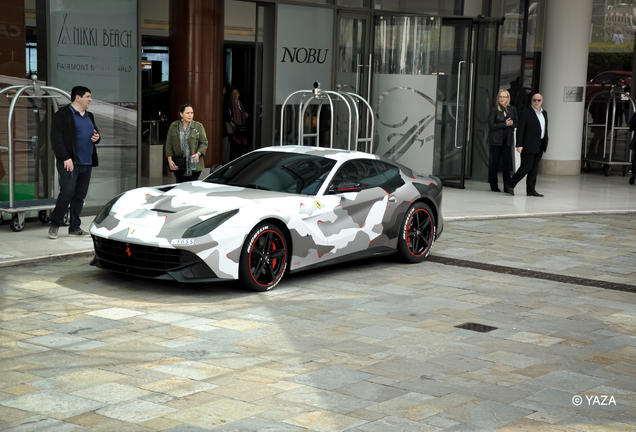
(0, 0, 629, 212)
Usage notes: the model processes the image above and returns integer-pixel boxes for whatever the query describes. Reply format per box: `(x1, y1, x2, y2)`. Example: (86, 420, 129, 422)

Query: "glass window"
(204, 151, 336, 195)
(330, 159, 399, 189)
(373, 0, 451, 14)
(588, 0, 634, 100)
(292, 0, 332, 4)
(47, 0, 138, 211)
(496, 0, 525, 106)
(337, 0, 371, 7)
(374, 15, 439, 75)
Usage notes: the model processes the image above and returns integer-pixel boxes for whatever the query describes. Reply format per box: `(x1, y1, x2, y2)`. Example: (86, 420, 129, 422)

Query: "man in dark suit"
(505, 93, 548, 197)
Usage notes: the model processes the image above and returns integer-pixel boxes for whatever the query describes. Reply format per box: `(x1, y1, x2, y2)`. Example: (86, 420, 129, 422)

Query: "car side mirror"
(329, 180, 362, 194)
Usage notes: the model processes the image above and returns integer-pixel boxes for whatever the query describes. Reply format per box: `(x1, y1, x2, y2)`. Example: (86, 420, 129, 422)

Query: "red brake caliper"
(271, 240, 277, 269)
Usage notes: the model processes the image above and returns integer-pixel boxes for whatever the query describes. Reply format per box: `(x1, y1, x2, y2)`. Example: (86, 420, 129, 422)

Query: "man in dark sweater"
(48, 86, 100, 239)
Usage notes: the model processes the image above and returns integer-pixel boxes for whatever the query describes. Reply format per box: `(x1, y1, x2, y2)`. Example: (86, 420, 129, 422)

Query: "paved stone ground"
(1, 215, 636, 431)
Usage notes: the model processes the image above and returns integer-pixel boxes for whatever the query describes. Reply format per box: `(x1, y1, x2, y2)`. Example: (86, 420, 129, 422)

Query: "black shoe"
(630, 175, 635, 185)
(527, 191, 544, 197)
(491, 186, 501, 192)
(504, 185, 515, 195)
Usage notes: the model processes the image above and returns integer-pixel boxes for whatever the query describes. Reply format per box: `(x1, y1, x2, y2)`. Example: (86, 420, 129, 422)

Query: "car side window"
(359, 161, 400, 188)
(329, 161, 359, 188)
(329, 160, 400, 190)
(596, 73, 615, 84)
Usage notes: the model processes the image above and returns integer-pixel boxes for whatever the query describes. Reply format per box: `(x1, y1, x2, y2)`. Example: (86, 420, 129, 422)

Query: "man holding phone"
(48, 86, 100, 239)
(505, 93, 549, 197)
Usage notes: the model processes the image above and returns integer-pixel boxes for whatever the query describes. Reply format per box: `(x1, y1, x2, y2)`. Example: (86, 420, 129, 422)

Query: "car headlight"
(182, 209, 239, 238)
(94, 193, 124, 224)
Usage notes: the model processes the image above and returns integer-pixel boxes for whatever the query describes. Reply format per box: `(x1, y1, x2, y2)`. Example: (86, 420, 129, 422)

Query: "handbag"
(170, 157, 186, 172)
(234, 124, 249, 138)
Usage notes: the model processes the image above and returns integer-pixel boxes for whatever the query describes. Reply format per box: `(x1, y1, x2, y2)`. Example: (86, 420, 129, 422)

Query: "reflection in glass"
(336, 16, 368, 150)
(471, 23, 498, 182)
(372, 16, 440, 175)
(434, 22, 469, 182)
(498, 0, 525, 106)
(374, 16, 439, 76)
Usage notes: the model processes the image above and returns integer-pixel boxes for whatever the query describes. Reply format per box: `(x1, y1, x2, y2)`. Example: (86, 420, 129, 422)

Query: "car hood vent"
(156, 185, 176, 192)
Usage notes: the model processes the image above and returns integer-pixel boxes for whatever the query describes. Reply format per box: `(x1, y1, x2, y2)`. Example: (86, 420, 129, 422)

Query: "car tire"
(239, 223, 288, 292)
(397, 202, 435, 263)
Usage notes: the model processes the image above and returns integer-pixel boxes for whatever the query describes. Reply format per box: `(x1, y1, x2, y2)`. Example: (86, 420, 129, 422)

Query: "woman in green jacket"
(166, 103, 208, 183)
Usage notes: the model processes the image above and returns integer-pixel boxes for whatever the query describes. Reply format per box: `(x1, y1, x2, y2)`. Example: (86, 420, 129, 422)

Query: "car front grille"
(92, 236, 200, 271)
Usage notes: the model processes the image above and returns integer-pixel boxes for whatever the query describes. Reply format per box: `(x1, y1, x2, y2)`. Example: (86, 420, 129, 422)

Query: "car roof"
(255, 145, 379, 162)
(594, 71, 632, 77)
(252, 145, 420, 177)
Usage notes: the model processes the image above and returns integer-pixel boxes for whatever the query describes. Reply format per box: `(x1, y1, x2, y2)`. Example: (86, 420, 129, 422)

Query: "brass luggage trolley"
(279, 82, 375, 152)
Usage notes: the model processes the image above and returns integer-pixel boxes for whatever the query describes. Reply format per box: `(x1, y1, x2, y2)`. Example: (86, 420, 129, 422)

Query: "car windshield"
(203, 151, 336, 195)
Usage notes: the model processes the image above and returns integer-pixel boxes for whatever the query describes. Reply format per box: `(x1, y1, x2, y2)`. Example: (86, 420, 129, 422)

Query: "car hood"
(104, 181, 301, 229)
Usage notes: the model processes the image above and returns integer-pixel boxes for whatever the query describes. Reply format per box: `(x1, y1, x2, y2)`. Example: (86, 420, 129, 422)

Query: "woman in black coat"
(487, 89, 518, 192)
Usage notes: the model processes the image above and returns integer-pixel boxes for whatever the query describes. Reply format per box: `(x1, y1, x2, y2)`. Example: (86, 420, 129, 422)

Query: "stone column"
(539, 0, 592, 175)
(539, 0, 593, 175)
(170, 0, 224, 167)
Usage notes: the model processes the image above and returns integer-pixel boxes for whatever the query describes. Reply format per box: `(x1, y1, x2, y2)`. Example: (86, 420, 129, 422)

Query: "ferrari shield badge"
(314, 201, 322, 209)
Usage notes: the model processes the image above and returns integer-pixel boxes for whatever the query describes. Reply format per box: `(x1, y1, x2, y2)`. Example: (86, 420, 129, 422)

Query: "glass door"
(469, 19, 499, 182)
(434, 18, 473, 188)
(335, 12, 371, 150)
(370, 15, 441, 175)
(337, 12, 370, 98)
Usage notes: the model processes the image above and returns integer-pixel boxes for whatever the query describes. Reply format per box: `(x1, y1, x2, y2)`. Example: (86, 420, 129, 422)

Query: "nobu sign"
(281, 47, 329, 64)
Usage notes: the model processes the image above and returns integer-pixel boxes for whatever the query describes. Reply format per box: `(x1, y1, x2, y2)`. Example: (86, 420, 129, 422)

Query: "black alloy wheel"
(239, 223, 287, 291)
(397, 202, 435, 263)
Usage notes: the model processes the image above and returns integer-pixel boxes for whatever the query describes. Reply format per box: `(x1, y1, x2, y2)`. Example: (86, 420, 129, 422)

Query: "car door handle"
(388, 195, 396, 202)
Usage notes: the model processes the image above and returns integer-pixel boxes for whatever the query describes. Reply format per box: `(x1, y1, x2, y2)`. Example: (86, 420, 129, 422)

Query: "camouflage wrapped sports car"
(90, 146, 443, 291)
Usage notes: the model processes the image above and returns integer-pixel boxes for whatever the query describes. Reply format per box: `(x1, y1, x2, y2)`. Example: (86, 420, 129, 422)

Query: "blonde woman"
(487, 89, 517, 192)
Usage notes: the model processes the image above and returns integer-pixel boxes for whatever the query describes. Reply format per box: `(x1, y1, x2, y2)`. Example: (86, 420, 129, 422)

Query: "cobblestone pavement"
(1, 215, 636, 431)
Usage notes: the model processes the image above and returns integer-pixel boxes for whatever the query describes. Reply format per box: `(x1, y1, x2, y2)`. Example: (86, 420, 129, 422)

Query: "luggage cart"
(0, 75, 71, 231)
(279, 82, 375, 152)
(583, 87, 635, 176)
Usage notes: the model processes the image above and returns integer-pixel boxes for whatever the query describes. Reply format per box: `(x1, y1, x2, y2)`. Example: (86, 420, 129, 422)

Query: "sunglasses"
(532, 99, 542, 102)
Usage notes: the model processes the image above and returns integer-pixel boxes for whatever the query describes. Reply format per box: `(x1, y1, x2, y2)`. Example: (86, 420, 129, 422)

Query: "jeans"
(50, 162, 92, 231)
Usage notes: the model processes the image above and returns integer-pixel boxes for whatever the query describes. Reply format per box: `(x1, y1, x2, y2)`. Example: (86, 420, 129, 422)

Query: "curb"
(0, 250, 94, 269)
(444, 209, 636, 222)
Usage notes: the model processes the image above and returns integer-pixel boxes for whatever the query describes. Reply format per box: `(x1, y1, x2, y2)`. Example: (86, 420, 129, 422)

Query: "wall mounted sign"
(276, 4, 333, 104)
(563, 86, 584, 102)
(49, 0, 137, 105)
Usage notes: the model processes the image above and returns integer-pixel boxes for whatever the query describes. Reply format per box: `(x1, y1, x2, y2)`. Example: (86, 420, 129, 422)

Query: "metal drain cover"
(455, 322, 498, 333)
